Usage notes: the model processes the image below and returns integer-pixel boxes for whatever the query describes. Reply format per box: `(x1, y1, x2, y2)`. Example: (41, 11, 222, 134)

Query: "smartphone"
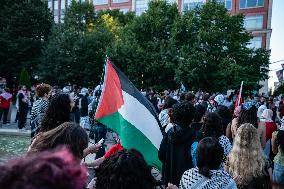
(98, 138, 104, 145)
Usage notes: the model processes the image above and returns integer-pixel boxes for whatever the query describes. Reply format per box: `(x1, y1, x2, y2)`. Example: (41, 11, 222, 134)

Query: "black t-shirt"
(18, 93, 28, 110)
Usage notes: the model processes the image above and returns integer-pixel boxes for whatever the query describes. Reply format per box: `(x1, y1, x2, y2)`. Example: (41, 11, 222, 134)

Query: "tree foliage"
(0, 0, 53, 86)
(110, 0, 270, 92)
(39, 1, 134, 86)
(110, 1, 180, 91)
(173, 1, 269, 92)
(19, 68, 31, 88)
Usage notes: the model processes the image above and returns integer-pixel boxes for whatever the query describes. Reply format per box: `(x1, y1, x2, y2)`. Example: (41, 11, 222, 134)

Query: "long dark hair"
(197, 137, 224, 178)
(96, 149, 155, 189)
(40, 93, 71, 132)
(277, 130, 284, 153)
(202, 112, 223, 138)
(29, 122, 88, 159)
(237, 106, 258, 128)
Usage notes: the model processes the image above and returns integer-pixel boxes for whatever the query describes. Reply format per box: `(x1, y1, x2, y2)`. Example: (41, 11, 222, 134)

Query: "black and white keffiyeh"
(179, 168, 237, 189)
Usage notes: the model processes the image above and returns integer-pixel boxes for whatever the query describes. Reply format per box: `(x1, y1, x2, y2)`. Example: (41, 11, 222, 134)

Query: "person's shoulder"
(182, 168, 198, 178)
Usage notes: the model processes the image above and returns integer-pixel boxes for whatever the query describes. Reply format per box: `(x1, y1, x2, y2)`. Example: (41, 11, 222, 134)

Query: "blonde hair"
(228, 123, 267, 185)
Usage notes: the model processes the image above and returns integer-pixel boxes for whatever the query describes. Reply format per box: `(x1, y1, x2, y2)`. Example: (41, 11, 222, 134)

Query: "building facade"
(48, 0, 272, 94)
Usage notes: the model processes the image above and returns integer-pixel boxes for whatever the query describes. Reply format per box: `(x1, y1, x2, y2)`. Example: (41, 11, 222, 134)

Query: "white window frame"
(135, 0, 149, 16)
(218, 0, 232, 10)
(239, 0, 264, 9)
(244, 15, 263, 30)
(113, 0, 128, 4)
(93, 0, 108, 5)
(247, 36, 262, 49)
(182, 0, 206, 12)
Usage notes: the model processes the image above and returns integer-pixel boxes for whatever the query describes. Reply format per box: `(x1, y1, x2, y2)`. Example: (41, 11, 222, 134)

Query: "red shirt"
(265, 122, 277, 141)
(0, 95, 12, 109)
(104, 143, 124, 159)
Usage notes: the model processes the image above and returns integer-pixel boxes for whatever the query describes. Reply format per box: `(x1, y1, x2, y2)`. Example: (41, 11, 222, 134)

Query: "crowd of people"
(0, 84, 284, 189)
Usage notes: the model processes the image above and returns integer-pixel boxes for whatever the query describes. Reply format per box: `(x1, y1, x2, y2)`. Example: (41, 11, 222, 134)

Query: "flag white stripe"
(118, 91, 163, 149)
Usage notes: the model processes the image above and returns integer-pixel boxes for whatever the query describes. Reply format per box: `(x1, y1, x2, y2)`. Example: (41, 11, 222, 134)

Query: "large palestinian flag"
(95, 59, 163, 169)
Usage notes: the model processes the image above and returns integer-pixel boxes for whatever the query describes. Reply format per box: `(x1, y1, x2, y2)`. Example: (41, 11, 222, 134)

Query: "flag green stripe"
(97, 111, 162, 170)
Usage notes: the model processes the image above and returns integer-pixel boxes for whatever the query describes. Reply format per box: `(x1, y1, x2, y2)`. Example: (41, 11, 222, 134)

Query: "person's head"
(277, 130, 284, 153)
(202, 93, 210, 101)
(185, 92, 196, 103)
(228, 123, 267, 185)
(21, 85, 27, 91)
(40, 93, 72, 132)
(216, 105, 232, 132)
(163, 97, 177, 110)
(29, 122, 88, 159)
(261, 109, 273, 122)
(202, 112, 223, 138)
(179, 92, 186, 101)
(257, 104, 267, 119)
(4, 88, 10, 93)
(36, 83, 52, 98)
(0, 148, 87, 189)
(214, 94, 225, 106)
(238, 103, 258, 128)
(215, 105, 232, 120)
(172, 101, 195, 127)
(194, 104, 206, 123)
(197, 137, 223, 178)
(260, 96, 266, 104)
(95, 149, 155, 189)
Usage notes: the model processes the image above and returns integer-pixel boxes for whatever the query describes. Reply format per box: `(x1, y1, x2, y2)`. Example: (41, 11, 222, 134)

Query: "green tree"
(173, 0, 270, 92)
(39, 2, 129, 86)
(0, 0, 53, 86)
(19, 68, 31, 88)
(110, 1, 180, 90)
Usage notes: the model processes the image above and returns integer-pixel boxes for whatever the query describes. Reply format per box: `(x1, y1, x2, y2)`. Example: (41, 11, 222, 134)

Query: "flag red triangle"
(95, 60, 124, 119)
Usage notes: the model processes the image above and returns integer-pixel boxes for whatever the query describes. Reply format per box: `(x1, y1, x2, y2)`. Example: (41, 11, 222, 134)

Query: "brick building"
(48, 0, 272, 94)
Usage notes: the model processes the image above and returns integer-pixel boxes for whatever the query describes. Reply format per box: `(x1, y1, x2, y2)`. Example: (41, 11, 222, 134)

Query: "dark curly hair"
(95, 149, 155, 189)
(197, 137, 224, 178)
(36, 83, 51, 97)
(194, 104, 207, 123)
(215, 105, 232, 134)
(29, 122, 88, 159)
(172, 101, 195, 128)
(237, 106, 258, 128)
(163, 97, 177, 110)
(202, 112, 223, 138)
(40, 93, 71, 132)
(0, 147, 87, 189)
(185, 92, 195, 102)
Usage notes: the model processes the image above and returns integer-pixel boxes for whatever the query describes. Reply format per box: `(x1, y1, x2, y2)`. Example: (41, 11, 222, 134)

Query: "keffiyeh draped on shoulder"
(179, 168, 237, 189)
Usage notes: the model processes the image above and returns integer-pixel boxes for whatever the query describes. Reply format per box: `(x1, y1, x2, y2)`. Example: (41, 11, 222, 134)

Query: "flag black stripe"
(109, 62, 163, 133)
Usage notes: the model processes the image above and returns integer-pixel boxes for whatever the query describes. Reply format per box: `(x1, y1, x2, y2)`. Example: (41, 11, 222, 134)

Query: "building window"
(244, 15, 263, 30)
(61, 0, 66, 9)
(135, 0, 149, 16)
(93, 0, 108, 5)
(113, 0, 128, 3)
(218, 0, 232, 10)
(48, 0, 52, 9)
(247, 37, 262, 49)
(67, 0, 72, 6)
(167, 0, 178, 5)
(119, 8, 129, 13)
(240, 0, 264, 9)
(183, 0, 206, 12)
